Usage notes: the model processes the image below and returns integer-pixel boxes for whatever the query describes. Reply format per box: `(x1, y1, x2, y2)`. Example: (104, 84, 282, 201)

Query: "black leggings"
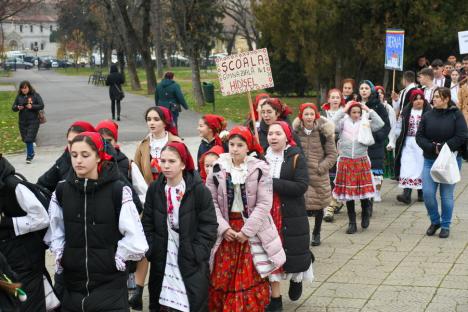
(111, 99, 121, 118)
(346, 199, 371, 220)
(313, 209, 324, 235)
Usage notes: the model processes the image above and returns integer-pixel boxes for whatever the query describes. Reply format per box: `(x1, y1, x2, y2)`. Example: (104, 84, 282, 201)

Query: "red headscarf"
(409, 89, 425, 102)
(323, 88, 345, 109)
(262, 98, 292, 120)
(74, 131, 113, 173)
(347, 101, 362, 114)
(270, 121, 296, 147)
(165, 141, 195, 172)
(156, 106, 178, 136)
(203, 114, 227, 146)
(69, 121, 96, 133)
(95, 120, 119, 141)
(375, 85, 385, 94)
(251, 93, 270, 121)
(199, 145, 224, 183)
(299, 103, 320, 120)
(229, 126, 264, 155)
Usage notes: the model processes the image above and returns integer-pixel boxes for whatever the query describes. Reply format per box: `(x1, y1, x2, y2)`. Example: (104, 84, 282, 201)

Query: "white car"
(51, 60, 59, 68)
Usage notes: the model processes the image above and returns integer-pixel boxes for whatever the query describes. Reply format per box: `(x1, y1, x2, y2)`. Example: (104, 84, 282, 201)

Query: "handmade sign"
(385, 29, 405, 71)
(216, 48, 274, 96)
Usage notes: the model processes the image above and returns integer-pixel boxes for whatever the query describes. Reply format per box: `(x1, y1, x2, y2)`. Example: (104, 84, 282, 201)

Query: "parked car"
(4, 58, 33, 69)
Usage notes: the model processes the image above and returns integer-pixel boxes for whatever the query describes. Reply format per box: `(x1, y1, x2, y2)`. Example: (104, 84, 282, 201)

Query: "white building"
(1, 2, 59, 57)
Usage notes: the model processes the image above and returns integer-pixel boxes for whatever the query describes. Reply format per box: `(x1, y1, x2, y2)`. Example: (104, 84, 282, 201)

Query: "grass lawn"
(0, 88, 23, 154)
(54, 67, 317, 123)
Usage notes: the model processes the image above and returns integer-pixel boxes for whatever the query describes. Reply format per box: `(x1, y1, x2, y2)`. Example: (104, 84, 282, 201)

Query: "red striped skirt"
(333, 156, 375, 201)
(209, 213, 270, 312)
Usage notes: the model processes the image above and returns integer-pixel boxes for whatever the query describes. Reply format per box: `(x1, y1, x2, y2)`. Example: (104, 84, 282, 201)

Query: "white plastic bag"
(357, 111, 375, 146)
(430, 144, 460, 184)
(131, 162, 148, 204)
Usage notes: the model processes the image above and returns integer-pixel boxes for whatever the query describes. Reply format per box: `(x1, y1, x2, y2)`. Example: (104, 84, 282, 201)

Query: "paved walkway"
(3, 69, 468, 312)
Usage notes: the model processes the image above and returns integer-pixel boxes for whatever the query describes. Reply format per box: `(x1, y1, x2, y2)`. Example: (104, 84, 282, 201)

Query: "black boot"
(361, 199, 371, 229)
(396, 188, 412, 204)
(128, 284, 143, 310)
(311, 234, 321, 246)
(289, 281, 303, 301)
(346, 201, 357, 234)
(369, 198, 373, 217)
(417, 190, 424, 202)
(266, 296, 283, 311)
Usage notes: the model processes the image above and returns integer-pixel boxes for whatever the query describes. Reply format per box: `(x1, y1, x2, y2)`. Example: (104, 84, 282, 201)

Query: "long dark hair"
(17, 81, 35, 95)
(145, 107, 168, 125)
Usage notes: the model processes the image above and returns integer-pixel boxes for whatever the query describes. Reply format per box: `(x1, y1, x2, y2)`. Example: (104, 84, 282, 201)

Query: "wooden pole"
(392, 69, 396, 92)
(247, 90, 260, 142)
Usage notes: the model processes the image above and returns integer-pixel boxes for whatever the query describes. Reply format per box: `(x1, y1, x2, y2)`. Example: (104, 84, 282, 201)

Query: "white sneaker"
(374, 191, 382, 202)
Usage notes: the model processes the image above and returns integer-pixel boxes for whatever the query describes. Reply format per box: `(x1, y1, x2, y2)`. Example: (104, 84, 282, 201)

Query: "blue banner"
(385, 29, 405, 71)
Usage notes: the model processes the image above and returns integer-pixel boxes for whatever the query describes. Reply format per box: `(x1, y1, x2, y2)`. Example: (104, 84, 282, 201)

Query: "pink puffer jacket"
(206, 155, 286, 271)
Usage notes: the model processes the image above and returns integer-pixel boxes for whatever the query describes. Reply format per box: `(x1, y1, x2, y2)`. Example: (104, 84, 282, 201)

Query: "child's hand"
(236, 232, 249, 243)
(223, 228, 237, 242)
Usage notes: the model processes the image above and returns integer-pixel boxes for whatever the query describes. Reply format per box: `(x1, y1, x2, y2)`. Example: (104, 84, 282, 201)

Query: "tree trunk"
(153, 0, 164, 79)
(335, 56, 342, 88)
(126, 46, 141, 90)
(140, 0, 156, 94)
(189, 54, 204, 106)
(117, 49, 125, 74)
(383, 69, 390, 92)
(141, 47, 156, 94)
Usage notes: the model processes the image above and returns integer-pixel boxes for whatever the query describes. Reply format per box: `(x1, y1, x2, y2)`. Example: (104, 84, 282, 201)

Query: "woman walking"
(293, 103, 337, 244)
(332, 101, 385, 234)
(416, 87, 468, 238)
(207, 126, 285, 312)
(265, 121, 313, 310)
(106, 64, 125, 121)
(142, 141, 218, 311)
(46, 132, 148, 311)
(11, 81, 44, 163)
(394, 89, 431, 204)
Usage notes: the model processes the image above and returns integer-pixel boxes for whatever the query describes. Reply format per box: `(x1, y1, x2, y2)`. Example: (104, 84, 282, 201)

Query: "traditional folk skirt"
(333, 156, 376, 201)
(398, 136, 423, 189)
(269, 193, 284, 276)
(209, 213, 270, 312)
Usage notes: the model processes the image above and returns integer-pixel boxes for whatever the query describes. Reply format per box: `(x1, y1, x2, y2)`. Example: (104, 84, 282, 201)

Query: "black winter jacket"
(272, 146, 313, 273)
(142, 171, 218, 312)
(394, 103, 432, 178)
(11, 92, 44, 143)
(416, 103, 468, 160)
(106, 71, 125, 101)
(365, 95, 391, 171)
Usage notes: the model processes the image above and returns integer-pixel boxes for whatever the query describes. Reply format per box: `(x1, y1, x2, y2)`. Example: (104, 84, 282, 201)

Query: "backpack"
(14, 173, 52, 209)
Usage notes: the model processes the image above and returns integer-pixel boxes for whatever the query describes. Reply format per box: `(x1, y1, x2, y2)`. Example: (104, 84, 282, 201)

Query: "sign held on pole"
(215, 48, 274, 96)
(385, 29, 405, 71)
(458, 30, 468, 55)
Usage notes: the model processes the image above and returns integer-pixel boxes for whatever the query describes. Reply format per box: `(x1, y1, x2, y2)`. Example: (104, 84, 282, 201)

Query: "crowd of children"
(2, 55, 468, 311)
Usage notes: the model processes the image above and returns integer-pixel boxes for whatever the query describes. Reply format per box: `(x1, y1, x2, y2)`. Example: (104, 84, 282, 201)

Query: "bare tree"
(222, 0, 259, 51)
(0, 0, 43, 22)
(151, 0, 164, 79)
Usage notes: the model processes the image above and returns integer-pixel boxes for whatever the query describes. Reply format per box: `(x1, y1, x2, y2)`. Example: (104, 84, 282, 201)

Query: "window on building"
(19, 25, 23, 32)
(30, 43, 34, 50)
(40, 25, 43, 32)
(50, 25, 53, 32)
(30, 25, 33, 32)
(41, 43, 44, 50)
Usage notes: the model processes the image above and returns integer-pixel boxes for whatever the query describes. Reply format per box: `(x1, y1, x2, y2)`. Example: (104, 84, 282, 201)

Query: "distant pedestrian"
(416, 87, 468, 239)
(105, 64, 125, 121)
(155, 72, 188, 128)
(11, 81, 44, 164)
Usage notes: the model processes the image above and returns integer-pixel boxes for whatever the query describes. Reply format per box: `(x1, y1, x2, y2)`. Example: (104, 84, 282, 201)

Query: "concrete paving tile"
(440, 273, 468, 289)
(425, 302, 457, 312)
(352, 250, 408, 262)
(431, 288, 468, 305)
(328, 297, 367, 309)
(456, 251, 468, 264)
(300, 295, 334, 307)
(362, 300, 427, 312)
(448, 263, 468, 275)
(313, 282, 377, 299)
(369, 285, 436, 303)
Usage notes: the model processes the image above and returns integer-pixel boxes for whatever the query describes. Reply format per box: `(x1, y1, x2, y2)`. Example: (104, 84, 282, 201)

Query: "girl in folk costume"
(46, 132, 148, 311)
(395, 89, 432, 204)
(331, 101, 385, 234)
(38, 120, 96, 192)
(293, 104, 337, 245)
(197, 114, 228, 164)
(130, 106, 182, 309)
(0, 155, 52, 312)
(207, 126, 286, 312)
(341, 78, 358, 103)
(258, 98, 301, 150)
(199, 145, 224, 184)
(358, 81, 391, 203)
(265, 121, 313, 311)
(245, 93, 270, 130)
(142, 142, 218, 312)
(375, 86, 397, 180)
(321, 89, 345, 223)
